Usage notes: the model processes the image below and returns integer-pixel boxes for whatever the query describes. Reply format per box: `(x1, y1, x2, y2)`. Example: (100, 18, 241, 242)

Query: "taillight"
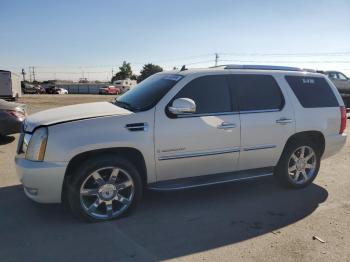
(6, 110, 26, 120)
(340, 106, 347, 134)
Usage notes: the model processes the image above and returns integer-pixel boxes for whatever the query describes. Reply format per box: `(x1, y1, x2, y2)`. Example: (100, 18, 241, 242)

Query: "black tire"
(274, 138, 321, 188)
(66, 154, 143, 222)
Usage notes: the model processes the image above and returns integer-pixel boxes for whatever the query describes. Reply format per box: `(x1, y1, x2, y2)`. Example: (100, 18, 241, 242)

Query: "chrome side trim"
(148, 173, 273, 191)
(240, 109, 280, 114)
(177, 111, 239, 118)
(158, 148, 240, 161)
(243, 145, 276, 151)
(175, 109, 282, 118)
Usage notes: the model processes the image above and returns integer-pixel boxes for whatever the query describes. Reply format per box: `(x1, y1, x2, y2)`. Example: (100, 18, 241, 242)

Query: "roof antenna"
(180, 65, 187, 71)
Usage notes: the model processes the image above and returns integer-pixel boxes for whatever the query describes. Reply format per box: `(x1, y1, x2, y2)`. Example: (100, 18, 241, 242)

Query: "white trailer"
(0, 70, 22, 101)
(112, 78, 137, 92)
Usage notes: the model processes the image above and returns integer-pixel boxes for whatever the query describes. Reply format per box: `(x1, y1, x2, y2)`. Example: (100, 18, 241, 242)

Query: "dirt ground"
(0, 94, 349, 262)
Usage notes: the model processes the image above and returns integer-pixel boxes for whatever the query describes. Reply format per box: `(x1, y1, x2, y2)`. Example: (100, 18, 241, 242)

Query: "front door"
(154, 74, 241, 181)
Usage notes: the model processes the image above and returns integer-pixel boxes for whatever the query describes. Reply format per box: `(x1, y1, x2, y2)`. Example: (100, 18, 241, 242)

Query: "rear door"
(228, 74, 295, 171)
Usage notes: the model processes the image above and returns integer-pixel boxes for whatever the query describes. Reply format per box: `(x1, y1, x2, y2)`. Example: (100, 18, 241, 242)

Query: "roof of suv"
(168, 65, 324, 78)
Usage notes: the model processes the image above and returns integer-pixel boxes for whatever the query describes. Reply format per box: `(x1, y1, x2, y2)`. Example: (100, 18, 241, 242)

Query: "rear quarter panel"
(279, 74, 342, 136)
(278, 73, 345, 160)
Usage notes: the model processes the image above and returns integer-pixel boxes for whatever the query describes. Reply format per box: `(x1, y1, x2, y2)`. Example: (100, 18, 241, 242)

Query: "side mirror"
(168, 98, 196, 115)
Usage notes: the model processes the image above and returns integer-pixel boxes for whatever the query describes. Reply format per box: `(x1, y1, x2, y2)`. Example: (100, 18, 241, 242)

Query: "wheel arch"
(283, 131, 326, 157)
(62, 147, 147, 203)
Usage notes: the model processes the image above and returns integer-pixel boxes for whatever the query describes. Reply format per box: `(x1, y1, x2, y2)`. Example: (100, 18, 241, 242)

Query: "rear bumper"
(322, 133, 347, 159)
(15, 155, 67, 203)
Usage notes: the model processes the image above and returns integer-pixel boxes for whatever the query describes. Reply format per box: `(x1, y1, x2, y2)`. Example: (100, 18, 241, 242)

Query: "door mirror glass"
(168, 98, 196, 115)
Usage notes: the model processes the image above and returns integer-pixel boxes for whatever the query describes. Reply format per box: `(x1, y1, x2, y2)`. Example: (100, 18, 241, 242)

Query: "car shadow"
(0, 135, 15, 145)
(0, 177, 328, 261)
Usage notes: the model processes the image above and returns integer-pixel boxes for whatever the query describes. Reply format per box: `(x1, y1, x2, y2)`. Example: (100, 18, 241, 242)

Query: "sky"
(1, 0, 350, 81)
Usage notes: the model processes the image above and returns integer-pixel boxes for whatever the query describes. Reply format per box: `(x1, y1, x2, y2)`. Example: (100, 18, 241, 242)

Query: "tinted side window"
(230, 75, 284, 111)
(174, 75, 232, 114)
(285, 76, 339, 108)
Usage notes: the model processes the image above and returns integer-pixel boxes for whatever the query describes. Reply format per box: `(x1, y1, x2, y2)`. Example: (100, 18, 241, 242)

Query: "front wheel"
(274, 139, 321, 188)
(67, 155, 143, 222)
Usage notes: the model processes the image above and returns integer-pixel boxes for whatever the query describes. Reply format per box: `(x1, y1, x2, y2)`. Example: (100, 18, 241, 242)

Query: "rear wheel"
(67, 155, 143, 222)
(274, 139, 320, 188)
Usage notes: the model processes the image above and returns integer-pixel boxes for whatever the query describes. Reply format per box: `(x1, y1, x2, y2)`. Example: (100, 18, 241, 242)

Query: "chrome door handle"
(276, 118, 293, 124)
(217, 122, 236, 129)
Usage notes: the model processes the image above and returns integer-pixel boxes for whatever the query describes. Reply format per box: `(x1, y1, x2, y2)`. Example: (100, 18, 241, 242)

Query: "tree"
(111, 61, 133, 82)
(137, 63, 163, 82)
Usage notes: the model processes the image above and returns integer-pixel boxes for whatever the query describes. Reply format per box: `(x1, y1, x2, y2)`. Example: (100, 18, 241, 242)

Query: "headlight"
(25, 127, 48, 161)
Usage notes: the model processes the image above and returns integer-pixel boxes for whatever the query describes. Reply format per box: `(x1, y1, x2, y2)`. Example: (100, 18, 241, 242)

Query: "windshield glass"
(114, 73, 183, 111)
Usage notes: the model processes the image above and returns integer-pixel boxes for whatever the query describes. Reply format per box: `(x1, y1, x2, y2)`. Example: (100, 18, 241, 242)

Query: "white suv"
(15, 65, 347, 222)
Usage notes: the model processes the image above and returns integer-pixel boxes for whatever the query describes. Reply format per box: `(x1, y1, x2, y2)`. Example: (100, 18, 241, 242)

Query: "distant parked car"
(324, 71, 350, 108)
(0, 99, 26, 136)
(45, 86, 68, 94)
(22, 83, 46, 94)
(56, 88, 68, 94)
(44, 85, 57, 94)
(99, 85, 121, 95)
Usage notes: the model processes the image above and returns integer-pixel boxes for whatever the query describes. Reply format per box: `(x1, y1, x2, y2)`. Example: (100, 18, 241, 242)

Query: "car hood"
(24, 102, 131, 132)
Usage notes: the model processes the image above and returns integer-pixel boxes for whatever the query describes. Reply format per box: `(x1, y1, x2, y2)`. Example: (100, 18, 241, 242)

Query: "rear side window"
(285, 76, 339, 108)
(229, 75, 284, 111)
(173, 75, 232, 114)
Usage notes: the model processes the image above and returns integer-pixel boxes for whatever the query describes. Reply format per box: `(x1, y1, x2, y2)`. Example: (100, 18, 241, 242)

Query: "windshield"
(114, 73, 183, 111)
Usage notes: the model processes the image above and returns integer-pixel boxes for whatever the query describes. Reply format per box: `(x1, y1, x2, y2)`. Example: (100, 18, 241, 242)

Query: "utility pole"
(32, 66, 36, 82)
(28, 66, 36, 82)
(21, 68, 26, 82)
(215, 53, 219, 67)
(29, 67, 32, 82)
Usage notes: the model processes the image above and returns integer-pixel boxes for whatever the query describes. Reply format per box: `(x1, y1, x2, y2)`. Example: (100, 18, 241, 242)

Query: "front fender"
(44, 111, 156, 183)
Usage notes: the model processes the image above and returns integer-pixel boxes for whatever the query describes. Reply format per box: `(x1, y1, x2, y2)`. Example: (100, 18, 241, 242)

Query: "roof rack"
(222, 64, 302, 71)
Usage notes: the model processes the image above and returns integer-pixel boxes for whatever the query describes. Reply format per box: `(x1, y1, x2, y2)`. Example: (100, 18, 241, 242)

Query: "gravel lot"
(0, 95, 349, 262)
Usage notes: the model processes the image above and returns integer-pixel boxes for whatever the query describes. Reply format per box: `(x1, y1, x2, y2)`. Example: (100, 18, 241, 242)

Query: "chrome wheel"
(80, 166, 135, 220)
(287, 146, 316, 184)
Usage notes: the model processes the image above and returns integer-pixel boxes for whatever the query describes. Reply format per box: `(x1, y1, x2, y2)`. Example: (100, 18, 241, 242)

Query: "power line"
(219, 51, 350, 57)
(219, 59, 350, 64)
(7, 51, 350, 71)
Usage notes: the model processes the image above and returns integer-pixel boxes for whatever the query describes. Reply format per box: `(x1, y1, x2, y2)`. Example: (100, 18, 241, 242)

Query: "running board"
(148, 167, 274, 191)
